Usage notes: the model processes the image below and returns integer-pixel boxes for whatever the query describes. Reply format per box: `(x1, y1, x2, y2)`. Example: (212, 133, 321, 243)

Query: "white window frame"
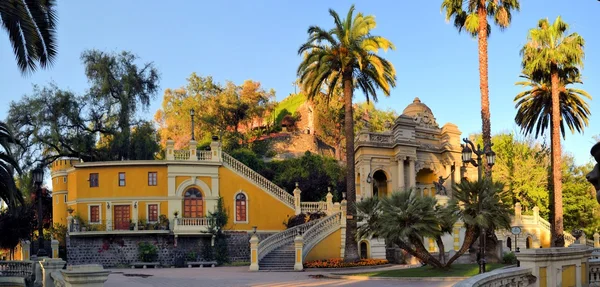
(146, 202, 161, 223)
(118, 172, 126, 187)
(148, 172, 158, 186)
(88, 204, 102, 224)
(233, 191, 249, 224)
(63, 176, 67, 183)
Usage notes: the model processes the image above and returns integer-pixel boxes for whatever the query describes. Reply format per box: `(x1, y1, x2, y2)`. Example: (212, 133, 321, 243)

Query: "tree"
(297, 5, 397, 262)
(82, 50, 160, 160)
(445, 179, 511, 266)
(519, 16, 586, 247)
(1, 0, 57, 74)
(0, 122, 23, 211)
(441, 0, 520, 177)
(356, 189, 445, 268)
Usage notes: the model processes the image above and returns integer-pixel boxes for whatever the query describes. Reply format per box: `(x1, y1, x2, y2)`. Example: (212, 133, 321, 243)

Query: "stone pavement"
(105, 266, 460, 287)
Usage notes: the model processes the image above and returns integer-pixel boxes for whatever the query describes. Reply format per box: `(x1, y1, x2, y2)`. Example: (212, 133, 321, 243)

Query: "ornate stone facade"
(355, 97, 476, 199)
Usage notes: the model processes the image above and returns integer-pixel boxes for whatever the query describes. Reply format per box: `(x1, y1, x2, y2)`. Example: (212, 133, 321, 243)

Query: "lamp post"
(190, 109, 195, 141)
(461, 138, 496, 274)
(32, 166, 47, 257)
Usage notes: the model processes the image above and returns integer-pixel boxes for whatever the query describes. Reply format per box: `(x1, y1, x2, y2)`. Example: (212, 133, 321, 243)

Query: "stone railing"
(197, 150, 212, 161)
(537, 217, 551, 231)
(222, 152, 295, 208)
(300, 202, 328, 213)
(453, 267, 535, 287)
(176, 217, 209, 226)
(51, 271, 65, 287)
(174, 149, 191, 160)
(302, 212, 342, 260)
(0, 260, 34, 278)
(257, 219, 320, 261)
(590, 259, 600, 285)
(68, 218, 171, 233)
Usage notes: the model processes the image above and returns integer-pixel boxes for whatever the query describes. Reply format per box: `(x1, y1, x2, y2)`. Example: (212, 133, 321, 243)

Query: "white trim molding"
(175, 176, 213, 197)
(87, 204, 102, 224)
(233, 191, 249, 224)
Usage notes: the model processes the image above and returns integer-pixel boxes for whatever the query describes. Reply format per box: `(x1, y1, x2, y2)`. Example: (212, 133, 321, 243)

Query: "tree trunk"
(436, 236, 446, 264)
(445, 225, 478, 267)
(477, 0, 492, 177)
(407, 235, 444, 268)
(342, 72, 360, 262)
(550, 67, 564, 247)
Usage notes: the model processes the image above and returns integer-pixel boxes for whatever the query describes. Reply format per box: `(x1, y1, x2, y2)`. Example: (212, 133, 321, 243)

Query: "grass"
(353, 263, 506, 278)
(272, 93, 307, 125)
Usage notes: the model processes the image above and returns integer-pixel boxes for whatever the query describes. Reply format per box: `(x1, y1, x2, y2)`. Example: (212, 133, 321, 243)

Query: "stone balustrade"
(453, 267, 535, 287)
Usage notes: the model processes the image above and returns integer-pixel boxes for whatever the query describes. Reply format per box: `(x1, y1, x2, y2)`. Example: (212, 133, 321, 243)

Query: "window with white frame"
(148, 172, 157, 186)
(119, 172, 126, 186)
(147, 204, 159, 222)
(234, 192, 248, 223)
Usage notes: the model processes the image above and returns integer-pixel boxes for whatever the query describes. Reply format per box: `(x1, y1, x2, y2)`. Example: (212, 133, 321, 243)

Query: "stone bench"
(130, 262, 160, 269)
(186, 261, 217, 268)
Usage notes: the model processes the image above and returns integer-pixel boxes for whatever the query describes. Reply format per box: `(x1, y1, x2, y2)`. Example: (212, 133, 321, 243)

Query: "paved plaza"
(105, 266, 460, 287)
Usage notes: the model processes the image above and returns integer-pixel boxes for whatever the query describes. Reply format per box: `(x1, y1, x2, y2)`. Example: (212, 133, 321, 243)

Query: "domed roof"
(402, 97, 433, 117)
(402, 97, 438, 128)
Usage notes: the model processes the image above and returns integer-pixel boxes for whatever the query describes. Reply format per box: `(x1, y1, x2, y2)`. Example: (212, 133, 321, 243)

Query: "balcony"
(172, 217, 211, 235)
(68, 219, 171, 236)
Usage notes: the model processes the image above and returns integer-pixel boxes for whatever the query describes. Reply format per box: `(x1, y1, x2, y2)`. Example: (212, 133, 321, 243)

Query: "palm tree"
(445, 179, 511, 266)
(441, 0, 520, 177)
(435, 204, 458, 264)
(1, 0, 58, 74)
(514, 73, 591, 139)
(0, 122, 24, 211)
(519, 17, 586, 247)
(356, 189, 445, 268)
(297, 5, 396, 262)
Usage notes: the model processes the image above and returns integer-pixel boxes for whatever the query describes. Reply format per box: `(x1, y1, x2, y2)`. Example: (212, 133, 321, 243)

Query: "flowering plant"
(304, 258, 388, 268)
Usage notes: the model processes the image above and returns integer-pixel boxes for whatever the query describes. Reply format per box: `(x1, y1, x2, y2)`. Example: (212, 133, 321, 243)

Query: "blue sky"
(0, 0, 598, 165)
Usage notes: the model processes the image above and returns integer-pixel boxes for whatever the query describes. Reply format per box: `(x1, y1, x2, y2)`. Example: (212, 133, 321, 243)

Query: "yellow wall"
(137, 201, 168, 221)
(562, 264, 575, 287)
(539, 267, 547, 287)
(416, 169, 438, 196)
(582, 263, 587, 286)
(52, 192, 68, 227)
(72, 165, 167, 199)
(219, 167, 294, 231)
(305, 229, 342, 261)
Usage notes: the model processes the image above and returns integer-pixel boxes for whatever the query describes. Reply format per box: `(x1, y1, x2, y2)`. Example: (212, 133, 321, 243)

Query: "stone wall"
(67, 235, 210, 267)
(67, 232, 276, 267)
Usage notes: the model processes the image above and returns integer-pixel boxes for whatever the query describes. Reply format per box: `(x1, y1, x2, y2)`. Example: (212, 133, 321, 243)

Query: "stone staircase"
(259, 244, 296, 271)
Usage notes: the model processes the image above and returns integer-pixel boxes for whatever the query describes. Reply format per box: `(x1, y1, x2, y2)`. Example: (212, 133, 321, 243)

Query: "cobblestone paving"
(105, 266, 460, 287)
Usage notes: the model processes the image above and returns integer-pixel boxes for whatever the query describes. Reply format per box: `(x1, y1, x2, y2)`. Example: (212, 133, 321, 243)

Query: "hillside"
(272, 93, 307, 126)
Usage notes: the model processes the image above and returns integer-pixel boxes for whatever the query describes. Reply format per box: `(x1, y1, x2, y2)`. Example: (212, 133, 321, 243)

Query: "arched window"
(507, 237, 512, 251)
(360, 241, 369, 259)
(235, 193, 247, 222)
(184, 188, 204, 218)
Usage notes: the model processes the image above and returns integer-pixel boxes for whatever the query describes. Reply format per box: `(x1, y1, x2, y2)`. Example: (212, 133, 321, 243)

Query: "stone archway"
(372, 170, 388, 197)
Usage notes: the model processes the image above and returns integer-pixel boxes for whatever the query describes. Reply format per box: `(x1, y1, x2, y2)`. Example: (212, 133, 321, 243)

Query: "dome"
(402, 97, 433, 117)
(402, 97, 438, 128)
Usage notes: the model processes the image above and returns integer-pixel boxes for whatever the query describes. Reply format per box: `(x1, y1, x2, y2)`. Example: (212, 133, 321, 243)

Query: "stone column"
(294, 234, 304, 271)
(293, 183, 302, 215)
(408, 158, 416, 188)
(133, 201, 139, 231)
(533, 206, 540, 224)
(41, 258, 66, 287)
(51, 240, 59, 259)
(166, 139, 175, 160)
(249, 234, 259, 271)
(514, 202, 523, 226)
(105, 202, 112, 231)
(210, 136, 222, 162)
(326, 190, 333, 215)
(188, 140, 197, 161)
(20, 240, 30, 260)
(594, 233, 600, 248)
(397, 157, 405, 190)
(61, 264, 110, 287)
(576, 263, 582, 287)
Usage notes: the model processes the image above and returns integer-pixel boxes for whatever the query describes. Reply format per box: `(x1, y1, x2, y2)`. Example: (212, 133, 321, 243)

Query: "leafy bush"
(186, 251, 197, 262)
(284, 212, 327, 229)
(304, 258, 388, 268)
(502, 252, 517, 264)
(138, 242, 158, 262)
(207, 197, 230, 265)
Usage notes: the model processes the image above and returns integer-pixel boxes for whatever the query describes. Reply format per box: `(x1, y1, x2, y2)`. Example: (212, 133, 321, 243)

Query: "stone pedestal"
(61, 264, 109, 287)
(517, 244, 592, 287)
(249, 234, 259, 271)
(435, 195, 450, 206)
(51, 240, 60, 259)
(294, 235, 304, 271)
(41, 258, 66, 287)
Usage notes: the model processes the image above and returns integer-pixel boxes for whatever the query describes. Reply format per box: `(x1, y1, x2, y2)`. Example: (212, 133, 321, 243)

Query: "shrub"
(502, 252, 517, 264)
(138, 242, 158, 262)
(283, 211, 327, 229)
(304, 258, 388, 268)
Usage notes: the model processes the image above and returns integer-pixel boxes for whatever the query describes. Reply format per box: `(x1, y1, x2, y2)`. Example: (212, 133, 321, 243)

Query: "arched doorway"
(359, 241, 369, 259)
(526, 236, 532, 249)
(372, 170, 388, 197)
(183, 188, 204, 218)
(506, 237, 512, 251)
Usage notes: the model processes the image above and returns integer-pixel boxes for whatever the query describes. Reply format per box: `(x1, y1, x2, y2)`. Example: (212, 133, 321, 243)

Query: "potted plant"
(173, 211, 179, 218)
(129, 220, 136, 230)
(67, 207, 74, 215)
(159, 215, 169, 230)
(138, 219, 147, 230)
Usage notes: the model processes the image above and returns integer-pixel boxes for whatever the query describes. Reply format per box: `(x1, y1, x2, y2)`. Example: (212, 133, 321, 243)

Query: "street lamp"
(32, 166, 47, 257)
(190, 109, 195, 141)
(461, 138, 495, 274)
